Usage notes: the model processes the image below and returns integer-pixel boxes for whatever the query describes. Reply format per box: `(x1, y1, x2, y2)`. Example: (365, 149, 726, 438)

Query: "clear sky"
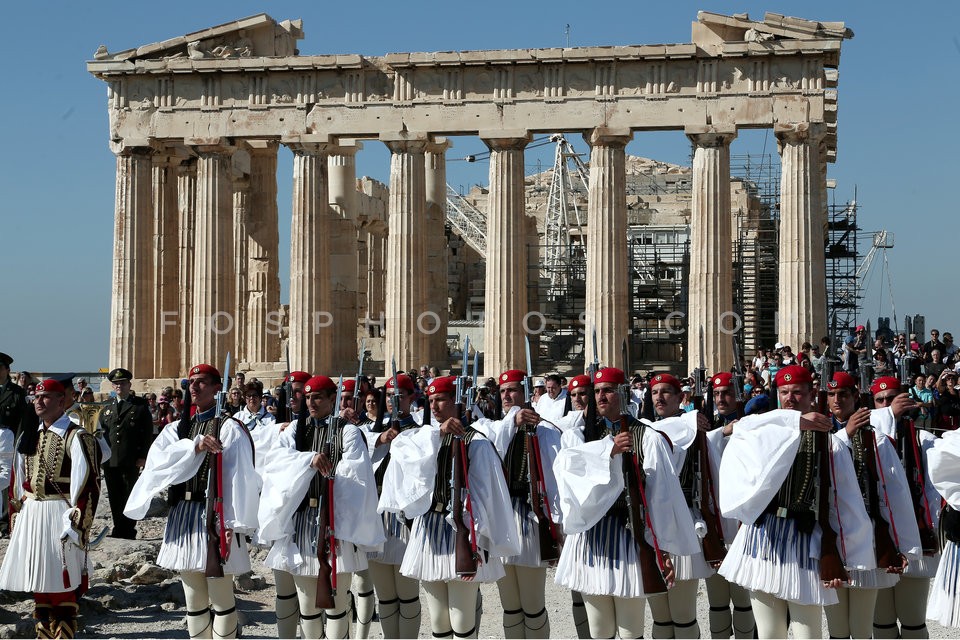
(1, 1, 956, 372)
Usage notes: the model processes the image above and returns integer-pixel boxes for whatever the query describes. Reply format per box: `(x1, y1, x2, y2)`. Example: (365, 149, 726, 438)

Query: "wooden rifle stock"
(524, 426, 561, 562)
(696, 430, 727, 564)
(817, 430, 849, 582)
(315, 401, 336, 609)
(619, 415, 668, 594)
(861, 428, 900, 569)
(452, 435, 478, 576)
(204, 416, 226, 578)
(904, 418, 938, 553)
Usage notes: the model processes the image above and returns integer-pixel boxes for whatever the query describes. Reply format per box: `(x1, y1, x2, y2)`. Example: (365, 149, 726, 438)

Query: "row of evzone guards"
(116, 362, 960, 639)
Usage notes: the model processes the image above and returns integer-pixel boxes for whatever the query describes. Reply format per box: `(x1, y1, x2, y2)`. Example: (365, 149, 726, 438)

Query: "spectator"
(843, 325, 867, 374)
(873, 349, 892, 376)
(925, 350, 948, 379)
(798, 342, 814, 372)
(936, 370, 960, 430)
(809, 343, 824, 377)
(752, 349, 766, 371)
(78, 387, 95, 403)
(156, 395, 177, 428)
(944, 332, 958, 363)
(910, 374, 934, 429)
(924, 330, 945, 363)
(234, 371, 246, 391)
(781, 344, 796, 365)
(680, 385, 695, 412)
(226, 387, 243, 415)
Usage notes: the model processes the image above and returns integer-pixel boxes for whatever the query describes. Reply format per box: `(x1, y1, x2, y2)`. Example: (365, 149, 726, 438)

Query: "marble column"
(232, 175, 250, 366)
(177, 159, 197, 375)
(382, 135, 428, 370)
(366, 219, 388, 338)
(109, 145, 154, 374)
(481, 133, 530, 375)
(424, 138, 451, 367)
(776, 123, 827, 349)
(189, 141, 236, 370)
(328, 140, 362, 372)
(245, 141, 281, 366)
(686, 125, 737, 374)
(288, 139, 333, 373)
(152, 153, 181, 378)
(583, 128, 631, 370)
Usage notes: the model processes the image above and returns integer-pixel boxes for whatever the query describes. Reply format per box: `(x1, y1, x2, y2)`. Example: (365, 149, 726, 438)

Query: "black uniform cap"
(107, 368, 133, 382)
(0, 352, 12, 367)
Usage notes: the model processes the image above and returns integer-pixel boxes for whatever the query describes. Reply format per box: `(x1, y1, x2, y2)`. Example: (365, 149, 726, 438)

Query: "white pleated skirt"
(905, 552, 940, 578)
(927, 540, 960, 627)
(848, 567, 899, 589)
(157, 500, 251, 574)
(369, 511, 410, 565)
(502, 496, 549, 568)
(555, 511, 660, 599)
(287, 506, 368, 576)
(719, 512, 838, 606)
(400, 510, 505, 583)
(0, 499, 88, 593)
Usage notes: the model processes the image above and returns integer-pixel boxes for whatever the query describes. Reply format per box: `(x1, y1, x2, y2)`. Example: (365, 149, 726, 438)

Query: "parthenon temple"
(87, 11, 851, 381)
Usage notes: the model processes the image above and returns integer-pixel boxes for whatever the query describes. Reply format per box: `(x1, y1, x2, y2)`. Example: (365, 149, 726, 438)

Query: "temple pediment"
(92, 14, 303, 62)
(694, 11, 853, 53)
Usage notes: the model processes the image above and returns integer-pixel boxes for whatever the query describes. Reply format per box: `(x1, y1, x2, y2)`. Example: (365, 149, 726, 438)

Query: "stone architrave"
(245, 141, 281, 366)
(189, 140, 237, 370)
(177, 159, 197, 375)
(152, 153, 181, 378)
(686, 125, 737, 373)
(109, 145, 154, 375)
(424, 138, 451, 367)
(584, 128, 632, 370)
(382, 135, 428, 370)
(287, 138, 334, 373)
(776, 122, 827, 349)
(328, 140, 362, 372)
(481, 133, 531, 376)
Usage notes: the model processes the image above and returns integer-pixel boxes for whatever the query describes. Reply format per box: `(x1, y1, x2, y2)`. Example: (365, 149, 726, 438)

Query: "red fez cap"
(189, 364, 221, 381)
(304, 375, 336, 393)
(288, 371, 310, 384)
(594, 367, 627, 385)
(711, 372, 734, 388)
(775, 365, 812, 387)
(386, 373, 416, 392)
(828, 371, 857, 390)
(35, 379, 65, 396)
(871, 376, 901, 395)
(499, 369, 525, 385)
(650, 372, 682, 392)
(340, 379, 356, 394)
(856, 325, 865, 332)
(568, 374, 592, 391)
(427, 376, 456, 396)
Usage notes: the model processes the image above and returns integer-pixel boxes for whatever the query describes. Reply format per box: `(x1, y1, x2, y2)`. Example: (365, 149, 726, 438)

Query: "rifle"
(523, 336, 562, 563)
(616, 341, 668, 594)
(205, 353, 232, 578)
(692, 332, 726, 564)
(860, 320, 876, 409)
(451, 337, 479, 576)
(390, 358, 402, 431)
(315, 377, 344, 609)
(816, 338, 849, 583)
(584, 328, 601, 440)
(860, 425, 902, 570)
(354, 339, 366, 418)
(276, 347, 292, 423)
(902, 413, 939, 553)
(731, 335, 746, 418)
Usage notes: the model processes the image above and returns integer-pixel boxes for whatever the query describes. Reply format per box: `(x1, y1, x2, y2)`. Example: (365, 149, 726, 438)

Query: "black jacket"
(99, 394, 153, 468)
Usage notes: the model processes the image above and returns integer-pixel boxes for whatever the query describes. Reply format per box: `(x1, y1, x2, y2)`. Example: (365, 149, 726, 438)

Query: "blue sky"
(1, 1, 956, 371)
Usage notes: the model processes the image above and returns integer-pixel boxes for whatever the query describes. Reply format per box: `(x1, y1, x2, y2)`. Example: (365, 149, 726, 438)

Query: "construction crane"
(543, 134, 588, 299)
(445, 184, 487, 255)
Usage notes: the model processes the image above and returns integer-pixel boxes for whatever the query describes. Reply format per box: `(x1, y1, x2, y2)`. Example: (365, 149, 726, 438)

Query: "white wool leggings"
(351, 569, 376, 639)
(181, 571, 238, 639)
(496, 564, 549, 638)
(824, 587, 877, 639)
(293, 572, 353, 639)
(422, 579, 480, 638)
(873, 577, 931, 639)
(368, 560, 421, 639)
(705, 572, 756, 638)
(273, 569, 301, 639)
(582, 593, 646, 638)
(750, 590, 822, 639)
(648, 579, 701, 638)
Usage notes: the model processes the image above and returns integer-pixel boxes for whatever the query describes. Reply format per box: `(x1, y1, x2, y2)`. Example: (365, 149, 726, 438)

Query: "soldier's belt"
(183, 491, 207, 502)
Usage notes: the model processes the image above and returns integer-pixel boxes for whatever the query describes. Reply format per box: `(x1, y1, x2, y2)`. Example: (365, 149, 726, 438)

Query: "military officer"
(99, 367, 152, 539)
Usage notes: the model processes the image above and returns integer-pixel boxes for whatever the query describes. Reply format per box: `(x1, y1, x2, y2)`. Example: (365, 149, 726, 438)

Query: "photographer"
(936, 370, 960, 430)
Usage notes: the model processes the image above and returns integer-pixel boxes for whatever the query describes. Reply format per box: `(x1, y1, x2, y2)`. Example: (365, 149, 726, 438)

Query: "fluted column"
(382, 135, 428, 370)
(177, 160, 197, 375)
(481, 133, 531, 375)
(424, 138, 451, 367)
(328, 140, 362, 372)
(190, 141, 236, 369)
(232, 175, 250, 365)
(245, 141, 280, 365)
(152, 153, 181, 378)
(110, 145, 154, 374)
(686, 126, 737, 373)
(288, 139, 333, 373)
(776, 123, 827, 349)
(584, 128, 631, 369)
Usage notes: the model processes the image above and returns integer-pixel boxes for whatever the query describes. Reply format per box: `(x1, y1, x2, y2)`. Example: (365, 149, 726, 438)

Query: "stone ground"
(0, 489, 956, 638)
